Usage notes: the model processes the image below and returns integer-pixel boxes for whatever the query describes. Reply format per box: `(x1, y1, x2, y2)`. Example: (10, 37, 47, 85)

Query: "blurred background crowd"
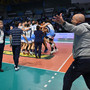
(0, 0, 90, 32)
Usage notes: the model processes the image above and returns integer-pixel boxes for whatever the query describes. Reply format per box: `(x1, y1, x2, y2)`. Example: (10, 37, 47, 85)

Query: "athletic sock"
(51, 47, 54, 51)
(55, 46, 57, 49)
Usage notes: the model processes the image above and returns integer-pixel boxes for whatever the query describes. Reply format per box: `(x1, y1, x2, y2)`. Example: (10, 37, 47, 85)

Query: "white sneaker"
(29, 51, 33, 55)
(50, 49, 56, 54)
(15, 67, 20, 71)
(30, 51, 34, 55)
(55, 49, 58, 52)
(20, 50, 23, 53)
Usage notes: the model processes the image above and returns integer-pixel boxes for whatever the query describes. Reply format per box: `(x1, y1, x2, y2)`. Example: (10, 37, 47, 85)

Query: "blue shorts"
(31, 34, 35, 42)
(46, 30, 55, 38)
(21, 36, 26, 43)
(27, 37, 32, 43)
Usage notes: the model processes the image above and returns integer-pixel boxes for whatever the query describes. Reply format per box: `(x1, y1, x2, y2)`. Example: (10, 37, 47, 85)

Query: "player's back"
(46, 23, 54, 31)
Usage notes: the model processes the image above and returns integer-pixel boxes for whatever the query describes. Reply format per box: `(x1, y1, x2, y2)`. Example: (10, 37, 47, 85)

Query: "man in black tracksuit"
(0, 20, 9, 72)
(34, 26, 43, 58)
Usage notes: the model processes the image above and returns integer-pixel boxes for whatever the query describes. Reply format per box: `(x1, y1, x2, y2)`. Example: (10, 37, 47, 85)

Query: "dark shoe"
(35, 56, 38, 58)
(39, 56, 41, 58)
(0, 69, 4, 72)
(44, 49, 48, 53)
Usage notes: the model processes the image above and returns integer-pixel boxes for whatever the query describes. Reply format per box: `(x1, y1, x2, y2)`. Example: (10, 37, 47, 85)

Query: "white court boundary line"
(5, 41, 10, 43)
(5, 40, 73, 44)
(55, 41, 73, 43)
(44, 53, 73, 88)
(57, 53, 72, 72)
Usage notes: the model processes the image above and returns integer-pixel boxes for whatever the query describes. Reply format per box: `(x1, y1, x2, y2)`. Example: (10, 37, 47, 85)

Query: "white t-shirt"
(25, 27, 31, 38)
(0, 29, 4, 43)
(46, 23, 55, 31)
(30, 24, 37, 35)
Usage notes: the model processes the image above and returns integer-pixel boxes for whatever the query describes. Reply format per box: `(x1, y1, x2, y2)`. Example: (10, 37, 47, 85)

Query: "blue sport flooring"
(0, 63, 89, 90)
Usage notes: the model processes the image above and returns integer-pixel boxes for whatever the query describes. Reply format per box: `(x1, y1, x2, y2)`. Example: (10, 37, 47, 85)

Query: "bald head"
(74, 14, 85, 22)
(0, 20, 3, 23)
(71, 14, 85, 25)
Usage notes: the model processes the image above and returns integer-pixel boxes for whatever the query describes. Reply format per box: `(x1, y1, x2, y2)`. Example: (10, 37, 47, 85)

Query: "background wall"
(71, 0, 90, 4)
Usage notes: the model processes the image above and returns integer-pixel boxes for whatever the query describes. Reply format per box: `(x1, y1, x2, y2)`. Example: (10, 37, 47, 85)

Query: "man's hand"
(52, 13, 65, 25)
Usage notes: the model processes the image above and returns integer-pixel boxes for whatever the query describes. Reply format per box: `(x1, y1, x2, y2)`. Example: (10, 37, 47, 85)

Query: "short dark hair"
(27, 20, 31, 22)
(14, 21, 19, 27)
(36, 25, 40, 30)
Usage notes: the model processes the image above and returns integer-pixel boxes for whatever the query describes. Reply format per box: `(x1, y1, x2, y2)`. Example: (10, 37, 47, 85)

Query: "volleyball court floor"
(0, 38, 89, 90)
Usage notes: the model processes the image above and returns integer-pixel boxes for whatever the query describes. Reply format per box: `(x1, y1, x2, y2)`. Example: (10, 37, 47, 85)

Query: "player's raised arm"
(21, 27, 30, 31)
(40, 23, 50, 28)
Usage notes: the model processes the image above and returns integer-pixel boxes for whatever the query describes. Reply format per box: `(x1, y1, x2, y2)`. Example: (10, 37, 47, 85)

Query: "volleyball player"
(30, 20, 37, 55)
(41, 20, 58, 54)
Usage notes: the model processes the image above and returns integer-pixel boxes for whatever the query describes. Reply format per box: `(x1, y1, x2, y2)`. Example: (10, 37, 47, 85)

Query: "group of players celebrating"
(10, 19, 58, 56)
